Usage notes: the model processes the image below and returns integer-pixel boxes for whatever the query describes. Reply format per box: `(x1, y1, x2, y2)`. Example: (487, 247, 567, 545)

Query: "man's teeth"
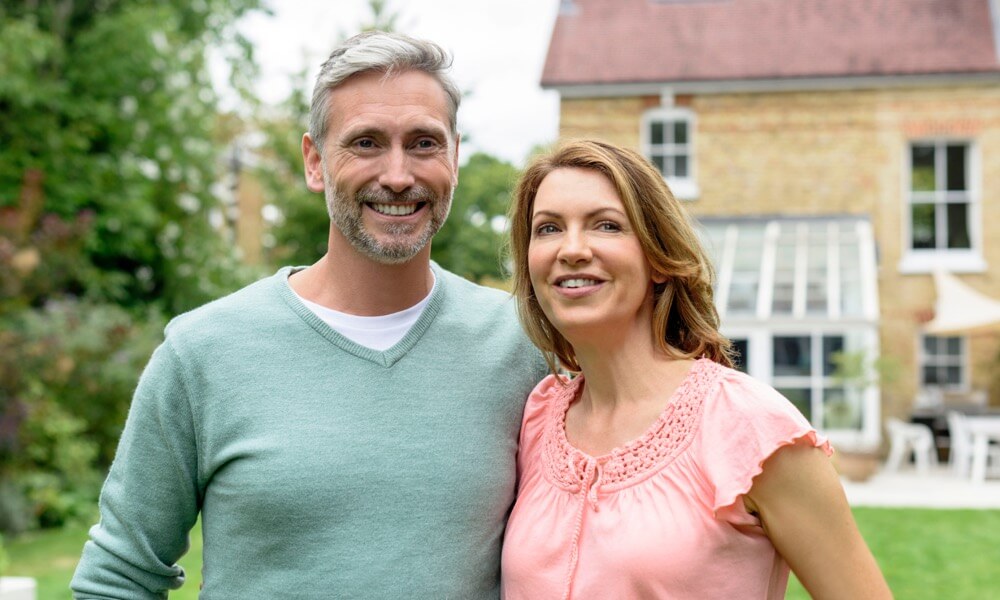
(371, 203, 418, 216)
(558, 278, 599, 289)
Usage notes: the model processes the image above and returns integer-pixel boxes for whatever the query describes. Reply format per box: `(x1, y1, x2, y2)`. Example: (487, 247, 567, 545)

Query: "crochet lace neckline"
(543, 358, 721, 492)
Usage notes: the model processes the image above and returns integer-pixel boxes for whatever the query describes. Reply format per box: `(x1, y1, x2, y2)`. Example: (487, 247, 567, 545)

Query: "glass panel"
(945, 336, 961, 355)
(923, 365, 940, 385)
(652, 154, 666, 175)
(840, 241, 862, 317)
(773, 336, 811, 376)
(946, 144, 967, 191)
(923, 335, 938, 355)
(730, 338, 749, 373)
(911, 203, 936, 249)
(910, 145, 936, 191)
(944, 366, 961, 385)
(822, 336, 844, 376)
(806, 238, 828, 315)
(673, 155, 688, 178)
(650, 121, 664, 145)
(946, 202, 971, 249)
(772, 229, 796, 315)
(778, 388, 812, 421)
(728, 225, 764, 315)
(823, 387, 862, 430)
(674, 120, 688, 144)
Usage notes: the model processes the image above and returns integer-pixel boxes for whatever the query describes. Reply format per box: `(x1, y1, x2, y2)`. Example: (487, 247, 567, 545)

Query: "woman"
(501, 140, 891, 599)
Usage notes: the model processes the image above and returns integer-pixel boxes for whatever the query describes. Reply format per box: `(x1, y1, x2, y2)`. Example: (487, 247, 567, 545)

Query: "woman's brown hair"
(508, 139, 733, 374)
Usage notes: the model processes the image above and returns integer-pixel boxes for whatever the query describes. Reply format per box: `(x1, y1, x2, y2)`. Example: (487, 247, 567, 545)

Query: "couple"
(72, 32, 889, 599)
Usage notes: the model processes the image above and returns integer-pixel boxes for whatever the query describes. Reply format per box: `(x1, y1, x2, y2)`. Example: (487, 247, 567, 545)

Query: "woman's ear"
(652, 270, 668, 284)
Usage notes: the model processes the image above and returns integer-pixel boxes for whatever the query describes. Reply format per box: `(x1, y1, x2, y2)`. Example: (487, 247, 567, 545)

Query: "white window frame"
(917, 334, 969, 392)
(720, 325, 881, 452)
(899, 139, 986, 274)
(640, 107, 699, 200)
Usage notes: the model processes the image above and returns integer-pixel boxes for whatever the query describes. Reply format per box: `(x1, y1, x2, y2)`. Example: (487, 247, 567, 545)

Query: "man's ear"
(302, 134, 325, 193)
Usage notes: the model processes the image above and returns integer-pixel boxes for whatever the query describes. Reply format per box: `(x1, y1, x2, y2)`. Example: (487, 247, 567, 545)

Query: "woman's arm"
(744, 443, 893, 599)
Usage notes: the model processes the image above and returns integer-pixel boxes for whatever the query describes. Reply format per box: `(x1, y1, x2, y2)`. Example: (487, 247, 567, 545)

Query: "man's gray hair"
(309, 31, 461, 155)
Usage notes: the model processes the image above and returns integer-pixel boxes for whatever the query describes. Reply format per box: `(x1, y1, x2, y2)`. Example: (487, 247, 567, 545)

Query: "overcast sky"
(232, 0, 562, 166)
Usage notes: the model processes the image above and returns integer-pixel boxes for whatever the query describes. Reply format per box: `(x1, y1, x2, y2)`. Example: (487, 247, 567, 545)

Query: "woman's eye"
(597, 221, 622, 232)
(535, 223, 559, 236)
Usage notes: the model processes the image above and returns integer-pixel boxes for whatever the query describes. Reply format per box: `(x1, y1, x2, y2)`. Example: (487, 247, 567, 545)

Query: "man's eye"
(415, 138, 438, 150)
(356, 139, 375, 149)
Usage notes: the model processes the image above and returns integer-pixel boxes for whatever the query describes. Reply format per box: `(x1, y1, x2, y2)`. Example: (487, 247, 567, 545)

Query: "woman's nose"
(557, 230, 592, 264)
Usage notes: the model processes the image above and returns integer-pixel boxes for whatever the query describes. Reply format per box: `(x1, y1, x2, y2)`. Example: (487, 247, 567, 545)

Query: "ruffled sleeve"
(516, 374, 566, 484)
(694, 367, 832, 515)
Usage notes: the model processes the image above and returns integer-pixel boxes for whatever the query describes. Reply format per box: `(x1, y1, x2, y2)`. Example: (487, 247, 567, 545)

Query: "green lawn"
(4, 521, 202, 600)
(6, 508, 999, 599)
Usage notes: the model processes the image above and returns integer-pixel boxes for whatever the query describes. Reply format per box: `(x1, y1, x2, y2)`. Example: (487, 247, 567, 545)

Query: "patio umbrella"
(924, 270, 1000, 335)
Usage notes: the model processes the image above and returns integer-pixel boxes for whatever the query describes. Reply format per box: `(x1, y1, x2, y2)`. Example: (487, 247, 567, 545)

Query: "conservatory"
(697, 216, 881, 451)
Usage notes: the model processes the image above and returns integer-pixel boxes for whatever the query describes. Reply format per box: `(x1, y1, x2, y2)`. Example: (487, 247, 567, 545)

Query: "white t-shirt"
(293, 274, 436, 351)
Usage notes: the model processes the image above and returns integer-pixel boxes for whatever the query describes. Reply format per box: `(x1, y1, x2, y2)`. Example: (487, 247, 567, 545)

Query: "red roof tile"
(542, 0, 1000, 87)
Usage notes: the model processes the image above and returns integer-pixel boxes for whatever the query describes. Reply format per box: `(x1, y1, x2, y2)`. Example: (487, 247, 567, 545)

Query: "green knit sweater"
(71, 265, 548, 599)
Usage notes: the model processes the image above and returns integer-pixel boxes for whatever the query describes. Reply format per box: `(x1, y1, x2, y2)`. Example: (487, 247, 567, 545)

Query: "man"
(71, 31, 547, 599)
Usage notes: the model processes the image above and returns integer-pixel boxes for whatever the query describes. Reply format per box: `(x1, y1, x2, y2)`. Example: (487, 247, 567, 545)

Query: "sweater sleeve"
(696, 369, 832, 517)
(71, 338, 202, 599)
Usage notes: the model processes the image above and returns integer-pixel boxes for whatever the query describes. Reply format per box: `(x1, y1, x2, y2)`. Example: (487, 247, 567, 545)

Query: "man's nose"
(378, 147, 416, 193)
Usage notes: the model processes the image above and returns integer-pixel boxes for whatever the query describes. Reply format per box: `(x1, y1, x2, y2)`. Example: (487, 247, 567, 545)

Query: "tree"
(0, 0, 264, 314)
(0, 0, 265, 534)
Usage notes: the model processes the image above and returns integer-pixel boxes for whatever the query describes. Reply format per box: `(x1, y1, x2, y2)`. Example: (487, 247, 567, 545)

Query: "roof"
(696, 215, 879, 323)
(542, 0, 1000, 88)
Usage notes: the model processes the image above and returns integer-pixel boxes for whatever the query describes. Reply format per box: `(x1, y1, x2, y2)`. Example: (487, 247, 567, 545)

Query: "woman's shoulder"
(520, 373, 577, 445)
(703, 362, 804, 420)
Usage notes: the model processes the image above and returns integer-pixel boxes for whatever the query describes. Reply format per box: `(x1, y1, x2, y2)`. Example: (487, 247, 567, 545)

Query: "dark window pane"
(923, 366, 942, 385)
(773, 336, 811, 376)
(730, 338, 749, 373)
(944, 366, 961, 385)
(923, 335, 938, 355)
(911, 203, 936, 249)
(652, 154, 666, 175)
(945, 336, 961, 355)
(822, 336, 844, 376)
(946, 145, 967, 191)
(650, 121, 664, 145)
(778, 388, 812, 422)
(674, 120, 688, 144)
(911, 145, 936, 191)
(946, 202, 971, 249)
(674, 155, 688, 178)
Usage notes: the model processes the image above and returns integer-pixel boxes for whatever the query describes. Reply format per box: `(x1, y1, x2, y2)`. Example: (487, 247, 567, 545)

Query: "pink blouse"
(501, 358, 832, 600)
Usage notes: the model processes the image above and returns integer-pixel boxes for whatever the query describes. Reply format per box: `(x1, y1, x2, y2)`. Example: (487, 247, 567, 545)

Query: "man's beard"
(324, 174, 453, 265)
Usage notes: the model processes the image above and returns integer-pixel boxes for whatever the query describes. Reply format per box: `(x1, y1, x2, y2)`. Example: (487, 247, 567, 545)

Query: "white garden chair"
(884, 418, 938, 474)
(947, 411, 1000, 478)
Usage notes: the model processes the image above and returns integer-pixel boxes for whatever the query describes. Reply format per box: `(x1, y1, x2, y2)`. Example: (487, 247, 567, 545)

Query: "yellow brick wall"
(558, 85, 1000, 415)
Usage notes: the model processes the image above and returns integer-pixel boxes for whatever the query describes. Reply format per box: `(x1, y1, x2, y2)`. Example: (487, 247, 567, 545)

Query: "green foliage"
(0, 0, 263, 535)
(0, 533, 8, 576)
(432, 153, 519, 283)
(0, 300, 165, 533)
(0, 0, 263, 314)
(254, 69, 328, 267)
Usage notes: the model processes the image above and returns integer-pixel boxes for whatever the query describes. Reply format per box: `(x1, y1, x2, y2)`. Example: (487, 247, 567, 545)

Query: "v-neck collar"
(274, 263, 446, 367)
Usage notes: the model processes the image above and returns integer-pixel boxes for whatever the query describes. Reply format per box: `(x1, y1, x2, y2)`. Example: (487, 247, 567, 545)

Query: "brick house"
(541, 0, 1000, 451)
